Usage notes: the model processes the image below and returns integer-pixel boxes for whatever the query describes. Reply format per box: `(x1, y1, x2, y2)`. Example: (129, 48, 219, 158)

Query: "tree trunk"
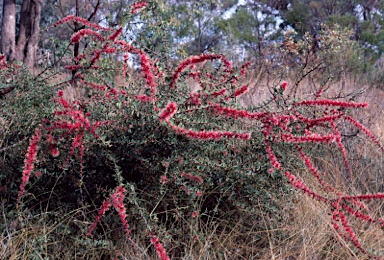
(1, 0, 16, 61)
(15, 0, 43, 70)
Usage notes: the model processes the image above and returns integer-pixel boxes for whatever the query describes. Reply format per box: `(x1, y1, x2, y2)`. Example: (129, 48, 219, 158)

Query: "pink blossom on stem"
(170, 54, 222, 89)
(181, 172, 203, 184)
(280, 81, 288, 90)
(131, 1, 148, 14)
(111, 186, 132, 240)
(151, 235, 170, 260)
(52, 15, 109, 31)
(234, 85, 248, 97)
(135, 94, 151, 102)
(340, 203, 375, 224)
(240, 61, 251, 75)
(211, 103, 265, 119)
(264, 139, 281, 170)
(338, 210, 365, 252)
(188, 92, 202, 106)
(295, 99, 368, 108)
(158, 102, 177, 121)
(84, 81, 107, 91)
(18, 127, 42, 203)
(71, 29, 104, 43)
(210, 88, 226, 97)
(65, 133, 84, 167)
(280, 133, 336, 143)
(86, 198, 111, 236)
(284, 171, 328, 202)
(140, 53, 157, 98)
(345, 115, 384, 152)
(65, 65, 85, 71)
(341, 193, 384, 201)
(330, 120, 352, 179)
(108, 28, 123, 41)
(167, 121, 250, 140)
(51, 146, 60, 157)
(296, 146, 327, 188)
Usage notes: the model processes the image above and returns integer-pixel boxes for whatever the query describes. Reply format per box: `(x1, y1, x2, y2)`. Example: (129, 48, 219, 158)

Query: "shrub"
(1, 2, 384, 259)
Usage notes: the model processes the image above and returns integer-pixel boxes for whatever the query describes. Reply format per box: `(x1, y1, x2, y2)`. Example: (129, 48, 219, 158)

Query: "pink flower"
(192, 211, 199, 218)
(331, 121, 351, 179)
(52, 15, 109, 31)
(211, 88, 226, 97)
(234, 85, 248, 97)
(160, 175, 169, 184)
(131, 1, 148, 14)
(18, 127, 42, 203)
(140, 54, 157, 98)
(284, 171, 327, 202)
(108, 28, 123, 41)
(111, 186, 131, 239)
(71, 29, 104, 43)
(211, 103, 265, 119)
(280, 133, 336, 143)
(240, 61, 251, 75)
(51, 147, 60, 157)
(86, 198, 111, 236)
(345, 115, 384, 152)
(151, 235, 170, 260)
(181, 172, 203, 184)
(135, 94, 151, 102)
(170, 54, 222, 89)
(295, 99, 368, 108)
(281, 81, 288, 90)
(158, 102, 178, 121)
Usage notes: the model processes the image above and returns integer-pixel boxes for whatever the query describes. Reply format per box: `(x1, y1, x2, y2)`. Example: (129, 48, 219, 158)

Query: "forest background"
(2, 0, 384, 259)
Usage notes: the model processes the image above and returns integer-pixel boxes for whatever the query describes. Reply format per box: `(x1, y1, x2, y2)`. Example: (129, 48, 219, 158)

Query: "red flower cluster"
(108, 27, 123, 41)
(151, 235, 170, 260)
(170, 54, 223, 89)
(169, 122, 251, 140)
(181, 172, 203, 184)
(111, 186, 131, 239)
(295, 99, 368, 108)
(131, 1, 148, 14)
(70, 29, 104, 43)
(86, 198, 111, 236)
(140, 53, 157, 99)
(234, 85, 248, 97)
(17, 127, 42, 203)
(52, 15, 109, 31)
(158, 102, 178, 121)
(280, 81, 288, 90)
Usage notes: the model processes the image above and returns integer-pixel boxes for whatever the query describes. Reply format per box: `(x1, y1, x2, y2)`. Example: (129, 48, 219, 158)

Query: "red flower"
(52, 15, 109, 31)
(158, 102, 178, 121)
(18, 127, 42, 203)
(234, 85, 248, 97)
(86, 198, 111, 236)
(151, 235, 170, 260)
(131, 1, 148, 14)
(281, 81, 288, 90)
(71, 29, 104, 43)
(295, 99, 368, 108)
(181, 172, 203, 184)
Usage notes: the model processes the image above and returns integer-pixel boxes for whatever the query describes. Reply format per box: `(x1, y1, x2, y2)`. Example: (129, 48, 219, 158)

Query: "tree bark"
(1, 0, 16, 61)
(15, 0, 44, 70)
